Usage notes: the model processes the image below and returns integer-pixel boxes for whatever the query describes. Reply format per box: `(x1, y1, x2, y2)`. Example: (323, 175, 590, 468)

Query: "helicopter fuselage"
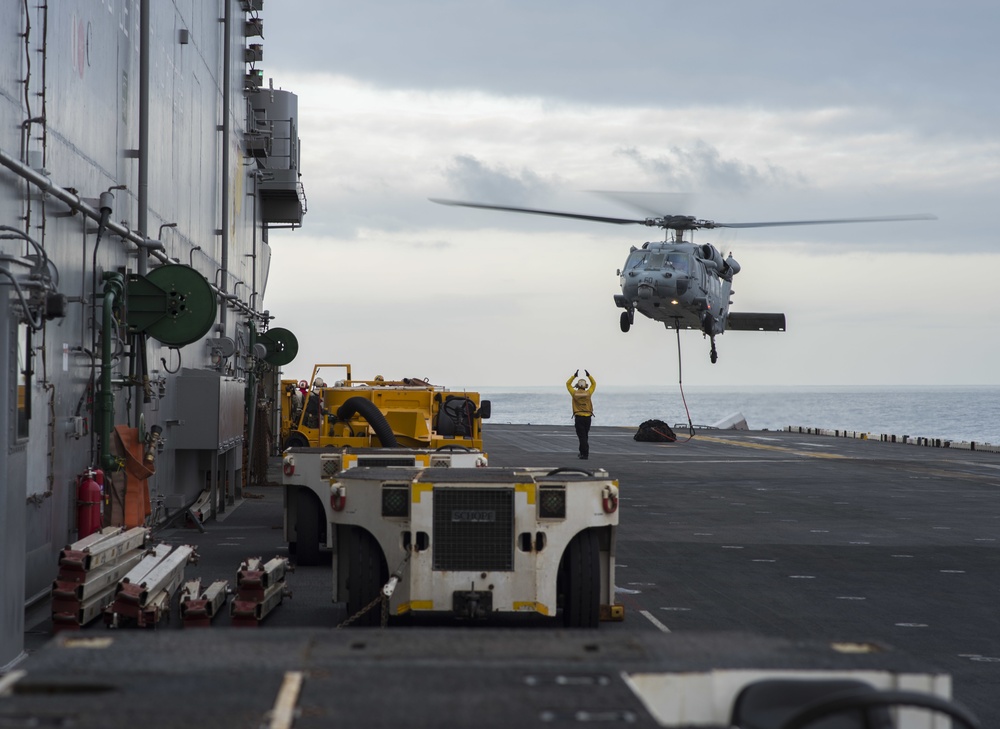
(615, 240, 735, 336)
(430, 195, 929, 364)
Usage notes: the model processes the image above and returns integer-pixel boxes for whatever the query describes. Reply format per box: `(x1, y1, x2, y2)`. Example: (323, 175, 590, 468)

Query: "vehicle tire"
(295, 490, 321, 566)
(283, 431, 309, 449)
(620, 311, 631, 333)
(347, 527, 388, 627)
(562, 529, 600, 628)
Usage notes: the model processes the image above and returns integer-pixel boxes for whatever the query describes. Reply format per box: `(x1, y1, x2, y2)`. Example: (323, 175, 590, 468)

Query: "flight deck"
(10, 424, 999, 727)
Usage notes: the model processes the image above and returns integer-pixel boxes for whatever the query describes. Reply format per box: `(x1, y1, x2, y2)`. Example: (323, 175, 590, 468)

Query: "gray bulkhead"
(0, 1, 304, 667)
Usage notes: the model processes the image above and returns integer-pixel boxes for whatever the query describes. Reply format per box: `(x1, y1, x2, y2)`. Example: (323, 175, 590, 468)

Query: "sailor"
(566, 369, 596, 459)
(303, 378, 325, 429)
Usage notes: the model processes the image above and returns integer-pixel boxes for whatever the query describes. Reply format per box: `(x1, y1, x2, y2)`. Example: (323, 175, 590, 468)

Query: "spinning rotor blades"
(429, 198, 641, 226)
(710, 214, 937, 229)
(430, 198, 936, 233)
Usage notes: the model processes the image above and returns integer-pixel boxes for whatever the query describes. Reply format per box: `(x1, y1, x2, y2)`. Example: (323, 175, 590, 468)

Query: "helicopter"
(431, 196, 935, 363)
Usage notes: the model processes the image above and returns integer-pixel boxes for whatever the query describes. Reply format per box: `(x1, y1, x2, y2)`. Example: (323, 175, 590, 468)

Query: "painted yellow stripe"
(696, 435, 847, 460)
(412, 482, 433, 502)
(515, 482, 536, 505)
(405, 600, 433, 611)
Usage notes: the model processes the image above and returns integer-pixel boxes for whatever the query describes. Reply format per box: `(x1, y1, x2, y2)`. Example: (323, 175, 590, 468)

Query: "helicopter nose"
(658, 274, 684, 296)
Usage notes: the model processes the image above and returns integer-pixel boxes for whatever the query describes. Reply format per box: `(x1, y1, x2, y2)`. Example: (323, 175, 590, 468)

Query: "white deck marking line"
(0, 671, 26, 697)
(640, 609, 671, 633)
(267, 671, 304, 729)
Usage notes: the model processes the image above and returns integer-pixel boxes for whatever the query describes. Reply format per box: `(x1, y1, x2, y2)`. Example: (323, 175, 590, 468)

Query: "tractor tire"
(562, 529, 600, 628)
(295, 490, 321, 566)
(283, 431, 309, 450)
(347, 527, 388, 626)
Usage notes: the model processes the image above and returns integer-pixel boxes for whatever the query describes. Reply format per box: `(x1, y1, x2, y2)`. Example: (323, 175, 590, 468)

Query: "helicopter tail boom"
(725, 312, 786, 332)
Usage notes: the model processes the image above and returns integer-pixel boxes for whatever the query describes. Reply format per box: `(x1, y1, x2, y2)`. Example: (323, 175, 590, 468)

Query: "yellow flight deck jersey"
(566, 374, 596, 417)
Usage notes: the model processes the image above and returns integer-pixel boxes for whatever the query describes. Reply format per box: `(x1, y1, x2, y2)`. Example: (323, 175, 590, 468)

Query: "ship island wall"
(0, 1, 300, 666)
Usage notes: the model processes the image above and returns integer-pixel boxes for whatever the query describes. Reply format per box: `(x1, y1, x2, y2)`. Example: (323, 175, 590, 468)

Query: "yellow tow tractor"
(280, 364, 490, 451)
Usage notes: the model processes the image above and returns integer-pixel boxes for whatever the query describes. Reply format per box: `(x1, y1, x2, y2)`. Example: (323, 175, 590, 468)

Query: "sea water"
(477, 385, 1000, 445)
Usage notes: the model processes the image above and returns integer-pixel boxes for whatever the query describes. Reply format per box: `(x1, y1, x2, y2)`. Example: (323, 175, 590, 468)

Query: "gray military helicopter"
(431, 196, 935, 363)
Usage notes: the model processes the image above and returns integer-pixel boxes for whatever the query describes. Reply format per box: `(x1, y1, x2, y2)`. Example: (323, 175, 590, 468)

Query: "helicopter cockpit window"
(644, 253, 665, 270)
(667, 253, 691, 275)
(626, 251, 648, 270)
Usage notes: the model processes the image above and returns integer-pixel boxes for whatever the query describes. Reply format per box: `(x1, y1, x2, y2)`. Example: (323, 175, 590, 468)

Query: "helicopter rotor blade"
(429, 198, 646, 226)
(432, 198, 938, 233)
(710, 214, 937, 229)
(587, 190, 696, 218)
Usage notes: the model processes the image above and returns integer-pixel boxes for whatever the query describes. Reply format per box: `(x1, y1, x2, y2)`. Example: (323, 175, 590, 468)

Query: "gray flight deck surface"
(11, 424, 1000, 727)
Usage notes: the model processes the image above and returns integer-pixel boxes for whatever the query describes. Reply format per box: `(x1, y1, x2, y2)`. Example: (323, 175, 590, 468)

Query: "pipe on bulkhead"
(220, 0, 231, 331)
(99, 272, 126, 473)
(138, 0, 150, 275)
(0, 149, 269, 324)
(135, 0, 151, 433)
(0, 148, 162, 261)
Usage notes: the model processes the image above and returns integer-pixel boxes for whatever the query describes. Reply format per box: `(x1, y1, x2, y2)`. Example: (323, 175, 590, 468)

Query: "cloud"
(263, 2, 999, 131)
(261, 2, 1000, 387)
(442, 155, 553, 204)
(614, 141, 808, 194)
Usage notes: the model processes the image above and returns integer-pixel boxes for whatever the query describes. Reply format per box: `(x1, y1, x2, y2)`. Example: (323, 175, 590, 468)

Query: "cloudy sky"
(260, 1, 999, 388)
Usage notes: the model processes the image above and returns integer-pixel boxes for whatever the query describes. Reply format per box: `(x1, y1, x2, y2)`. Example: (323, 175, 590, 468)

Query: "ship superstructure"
(0, 0, 305, 668)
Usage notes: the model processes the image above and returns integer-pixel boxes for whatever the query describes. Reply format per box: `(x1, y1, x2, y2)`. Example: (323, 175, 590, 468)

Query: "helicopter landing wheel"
(710, 338, 718, 364)
(620, 311, 631, 333)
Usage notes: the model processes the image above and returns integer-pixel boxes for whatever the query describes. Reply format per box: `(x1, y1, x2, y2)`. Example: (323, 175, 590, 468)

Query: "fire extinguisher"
(77, 469, 103, 539)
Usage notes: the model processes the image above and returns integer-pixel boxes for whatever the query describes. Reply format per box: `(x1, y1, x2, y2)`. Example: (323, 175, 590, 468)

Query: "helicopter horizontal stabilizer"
(726, 313, 786, 332)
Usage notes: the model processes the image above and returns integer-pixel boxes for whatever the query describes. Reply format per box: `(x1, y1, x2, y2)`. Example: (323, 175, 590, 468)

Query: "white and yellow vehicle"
(282, 446, 488, 566)
(327, 466, 622, 627)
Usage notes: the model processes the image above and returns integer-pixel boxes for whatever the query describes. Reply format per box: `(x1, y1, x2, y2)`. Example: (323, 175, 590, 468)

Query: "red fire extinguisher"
(77, 469, 103, 539)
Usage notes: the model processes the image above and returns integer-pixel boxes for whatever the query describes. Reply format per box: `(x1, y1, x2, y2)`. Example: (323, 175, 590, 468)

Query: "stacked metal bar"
(230, 557, 292, 626)
(179, 579, 230, 627)
(103, 544, 197, 628)
(50, 527, 150, 632)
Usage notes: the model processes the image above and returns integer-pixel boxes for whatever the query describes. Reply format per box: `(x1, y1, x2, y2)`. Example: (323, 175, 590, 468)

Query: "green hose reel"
(126, 264, 217, 346)
(259, 326, 298, 365)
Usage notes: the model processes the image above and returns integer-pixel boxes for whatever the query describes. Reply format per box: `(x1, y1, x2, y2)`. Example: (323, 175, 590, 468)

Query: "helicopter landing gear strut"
(710, 336, 718, 364)
(620, 309, 634, 333)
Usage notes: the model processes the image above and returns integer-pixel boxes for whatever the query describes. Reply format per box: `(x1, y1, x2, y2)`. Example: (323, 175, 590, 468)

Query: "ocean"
(476, 385, 1000, 446)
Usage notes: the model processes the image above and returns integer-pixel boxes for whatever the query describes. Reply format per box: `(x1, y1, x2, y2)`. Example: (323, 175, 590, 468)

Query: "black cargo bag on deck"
(634, 419, 676, 442)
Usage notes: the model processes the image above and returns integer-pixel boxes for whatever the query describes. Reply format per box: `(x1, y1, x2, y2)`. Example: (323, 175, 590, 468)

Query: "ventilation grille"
(357, 456, 417, 468)
(432, 488, 513, 571)
(320, 457, 342, 478)
(381, 486, 410, 518)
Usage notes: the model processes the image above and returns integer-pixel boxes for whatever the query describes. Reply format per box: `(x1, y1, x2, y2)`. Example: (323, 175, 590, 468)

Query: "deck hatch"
(432, 488, 513, 571)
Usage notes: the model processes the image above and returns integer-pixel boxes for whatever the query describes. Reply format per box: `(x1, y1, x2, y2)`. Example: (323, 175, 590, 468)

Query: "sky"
(259, 1, 999, 388)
